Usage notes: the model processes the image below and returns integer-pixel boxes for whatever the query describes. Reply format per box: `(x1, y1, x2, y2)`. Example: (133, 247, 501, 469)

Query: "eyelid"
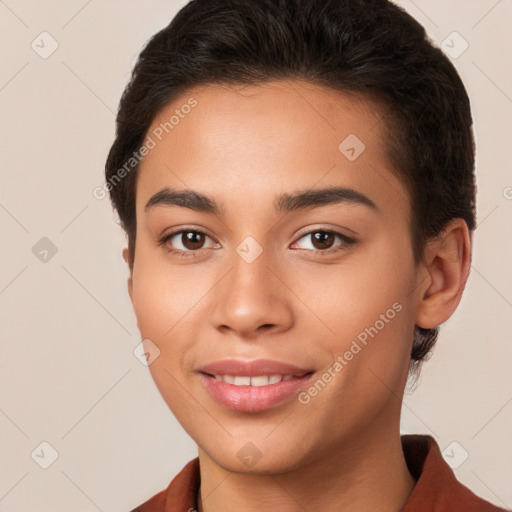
(293, 224, 356, 241)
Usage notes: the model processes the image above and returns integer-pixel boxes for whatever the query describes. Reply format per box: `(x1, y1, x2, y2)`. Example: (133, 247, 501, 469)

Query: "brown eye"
(310, 231, 336, 250)
(292, 229, 355, 254)
(159, 229, 219, 256)
(180, 231, 206, 250)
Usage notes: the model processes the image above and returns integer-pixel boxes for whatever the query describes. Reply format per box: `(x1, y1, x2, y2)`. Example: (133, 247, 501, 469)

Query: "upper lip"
(198, 359, 314, 377)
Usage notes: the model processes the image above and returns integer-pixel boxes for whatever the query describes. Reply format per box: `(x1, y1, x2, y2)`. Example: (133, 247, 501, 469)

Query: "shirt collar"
(160, 434, 503, 511)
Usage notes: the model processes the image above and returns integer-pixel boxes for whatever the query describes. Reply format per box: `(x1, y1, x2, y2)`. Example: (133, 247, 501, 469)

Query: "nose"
(210, 247, 294, 339)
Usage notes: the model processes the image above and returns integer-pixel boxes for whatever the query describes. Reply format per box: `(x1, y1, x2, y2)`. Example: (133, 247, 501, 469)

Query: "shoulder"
(129, 489, 167, 512)
(128, 458, 200, 512)
(401, 435, 507, 512)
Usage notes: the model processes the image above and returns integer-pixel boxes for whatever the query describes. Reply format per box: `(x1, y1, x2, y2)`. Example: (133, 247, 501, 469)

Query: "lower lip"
(199, 373, 314, 412)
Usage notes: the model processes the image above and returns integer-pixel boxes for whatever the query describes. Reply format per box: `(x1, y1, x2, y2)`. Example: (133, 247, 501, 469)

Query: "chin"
(198, 433, 314, 476)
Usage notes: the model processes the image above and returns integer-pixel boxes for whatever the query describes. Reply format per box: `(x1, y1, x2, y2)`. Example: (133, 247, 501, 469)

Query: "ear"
(122, 248, 133, 303)
(415, 219, 472, 329)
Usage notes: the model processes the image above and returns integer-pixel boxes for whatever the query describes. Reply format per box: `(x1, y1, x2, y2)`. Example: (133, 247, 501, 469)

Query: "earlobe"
(122, 247, 130, 266)
(122, 248, 134, 303)
(415, 219, 472, 329)
(127, 276, 133, 303)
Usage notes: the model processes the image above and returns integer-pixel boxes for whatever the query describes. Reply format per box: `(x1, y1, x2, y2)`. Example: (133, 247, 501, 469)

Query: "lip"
(198, 358, 314, 377)
(197, 359, 315, 413)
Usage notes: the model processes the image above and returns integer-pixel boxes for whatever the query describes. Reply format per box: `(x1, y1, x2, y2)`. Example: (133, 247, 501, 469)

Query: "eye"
(158, 229, 219, 257)
(291, 229, 355, 254)
(158, 227, 355, 258)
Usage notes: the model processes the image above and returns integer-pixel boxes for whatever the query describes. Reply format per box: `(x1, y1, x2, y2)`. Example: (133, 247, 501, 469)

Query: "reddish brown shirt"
(130, 435, 507, 511)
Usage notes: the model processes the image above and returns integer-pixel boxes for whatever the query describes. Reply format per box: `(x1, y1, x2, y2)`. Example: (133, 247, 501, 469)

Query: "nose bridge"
(232, 241, 273, 298)
(211, 236, 293, 336)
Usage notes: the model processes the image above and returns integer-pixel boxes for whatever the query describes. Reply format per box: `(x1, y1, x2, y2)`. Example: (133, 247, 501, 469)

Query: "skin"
(123, 80, 471, 511)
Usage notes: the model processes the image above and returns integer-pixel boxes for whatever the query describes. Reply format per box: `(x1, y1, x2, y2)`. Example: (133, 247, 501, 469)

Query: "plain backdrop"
(1, 1, 511, 510)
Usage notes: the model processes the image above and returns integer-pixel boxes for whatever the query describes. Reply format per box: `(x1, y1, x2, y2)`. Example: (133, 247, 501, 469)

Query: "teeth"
(233, 376, 251, 386)
(212, 374, 305, 386)
(251, 376, 270, 386)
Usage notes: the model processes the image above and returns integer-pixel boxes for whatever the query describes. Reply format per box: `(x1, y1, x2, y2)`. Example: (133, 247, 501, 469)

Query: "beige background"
(1, 1, 511, 510)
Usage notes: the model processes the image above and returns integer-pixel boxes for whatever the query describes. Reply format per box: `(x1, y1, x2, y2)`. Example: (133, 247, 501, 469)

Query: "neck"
(196, 425, 415, 512)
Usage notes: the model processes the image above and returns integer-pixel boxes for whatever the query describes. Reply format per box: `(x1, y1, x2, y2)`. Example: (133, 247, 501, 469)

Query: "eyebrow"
(144, 186, 378, 215)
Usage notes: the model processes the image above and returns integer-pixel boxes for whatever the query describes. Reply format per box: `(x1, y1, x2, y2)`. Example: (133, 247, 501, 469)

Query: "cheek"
(131, 277, 179, 338)
(130, 254, 207, 341)
(129, 256, 216, 391)
(291, 238, 415, 338)
(302, 243, 416, 395)
(130, 266, 205, 426)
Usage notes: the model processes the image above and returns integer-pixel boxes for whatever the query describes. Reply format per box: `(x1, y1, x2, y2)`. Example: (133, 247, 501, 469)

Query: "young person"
(105, 0, 505, 510)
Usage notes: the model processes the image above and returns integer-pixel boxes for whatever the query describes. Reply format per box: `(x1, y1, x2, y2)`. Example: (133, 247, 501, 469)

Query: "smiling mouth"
(198, 371, 315, 412)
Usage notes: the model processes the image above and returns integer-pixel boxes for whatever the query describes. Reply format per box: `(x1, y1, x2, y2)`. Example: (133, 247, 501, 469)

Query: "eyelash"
(157, 228, 356, 259)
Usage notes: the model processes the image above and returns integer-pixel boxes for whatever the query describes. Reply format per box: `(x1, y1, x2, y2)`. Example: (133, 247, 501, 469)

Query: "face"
(128, 80, 423, 474)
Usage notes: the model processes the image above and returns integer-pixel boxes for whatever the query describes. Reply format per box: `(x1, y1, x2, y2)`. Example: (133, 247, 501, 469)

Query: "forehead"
(136, 80, 409, 220)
